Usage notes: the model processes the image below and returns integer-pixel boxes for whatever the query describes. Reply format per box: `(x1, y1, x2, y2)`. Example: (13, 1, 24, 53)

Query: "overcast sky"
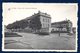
(3, 3, 78, 27)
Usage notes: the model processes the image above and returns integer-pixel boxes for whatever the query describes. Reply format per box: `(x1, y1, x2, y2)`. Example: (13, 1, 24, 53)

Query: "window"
(46, 19, 47, 22)
(43, 24, 45, 28)
(48, 24, 49, 27)
(43, 18, 44, 22)
(46, 24, 48, 27)
(43, 18, 46, 22)
(47, 19, 49, 22)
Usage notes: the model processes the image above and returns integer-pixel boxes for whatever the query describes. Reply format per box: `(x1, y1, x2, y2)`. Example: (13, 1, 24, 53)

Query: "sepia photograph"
(2, 3, 78, 52)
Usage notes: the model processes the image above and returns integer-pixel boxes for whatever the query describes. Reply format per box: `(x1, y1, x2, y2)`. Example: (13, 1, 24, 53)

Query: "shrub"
(5, 32, 22, 37)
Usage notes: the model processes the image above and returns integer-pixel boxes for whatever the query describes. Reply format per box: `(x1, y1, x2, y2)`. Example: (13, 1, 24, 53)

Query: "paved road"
(4, 32, 76, 50)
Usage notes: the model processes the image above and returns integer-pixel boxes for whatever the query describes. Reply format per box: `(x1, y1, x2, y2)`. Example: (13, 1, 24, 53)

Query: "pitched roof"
(51, 20, 72, 25)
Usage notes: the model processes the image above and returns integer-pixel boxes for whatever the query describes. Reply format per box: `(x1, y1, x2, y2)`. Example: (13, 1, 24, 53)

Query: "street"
(4, 32, 76, 50)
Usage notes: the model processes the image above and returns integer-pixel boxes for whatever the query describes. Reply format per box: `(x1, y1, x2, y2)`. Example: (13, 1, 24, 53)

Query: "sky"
(2, 3, 78, 27)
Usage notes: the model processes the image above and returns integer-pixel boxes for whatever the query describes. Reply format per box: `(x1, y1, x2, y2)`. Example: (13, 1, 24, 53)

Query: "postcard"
(2, 3, 78, 52)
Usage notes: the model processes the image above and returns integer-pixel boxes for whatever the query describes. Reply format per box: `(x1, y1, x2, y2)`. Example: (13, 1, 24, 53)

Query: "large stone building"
(6, 11, 73, 34)
(25, 11, 51, 34)
(51, 20, 73, 33)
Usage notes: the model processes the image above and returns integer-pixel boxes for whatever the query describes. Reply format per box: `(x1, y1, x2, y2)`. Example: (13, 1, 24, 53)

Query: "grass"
(5, 32, 22, 37)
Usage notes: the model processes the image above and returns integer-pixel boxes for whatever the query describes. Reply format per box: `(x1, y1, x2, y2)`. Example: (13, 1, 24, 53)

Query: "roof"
(24, 11, 51, 20)
(37, 11, 51, 18)
(51, 20, 72, 25)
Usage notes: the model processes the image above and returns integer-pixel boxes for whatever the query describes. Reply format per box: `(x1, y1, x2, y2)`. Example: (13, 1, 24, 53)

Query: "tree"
(29, 16, 41, 32)
(6, 20, 28, 29)
(66, 23, 70, 33)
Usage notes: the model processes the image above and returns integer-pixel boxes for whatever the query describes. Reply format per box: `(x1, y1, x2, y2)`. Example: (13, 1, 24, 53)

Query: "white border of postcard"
(2, 3, 78, 52)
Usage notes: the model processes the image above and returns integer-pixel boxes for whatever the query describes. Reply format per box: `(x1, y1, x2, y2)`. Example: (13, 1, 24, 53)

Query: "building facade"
(51, 20, 73, 33)
(6, 11, 73, 34)
(25, 11, 51, 34)
(38, 11, 51, 33)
